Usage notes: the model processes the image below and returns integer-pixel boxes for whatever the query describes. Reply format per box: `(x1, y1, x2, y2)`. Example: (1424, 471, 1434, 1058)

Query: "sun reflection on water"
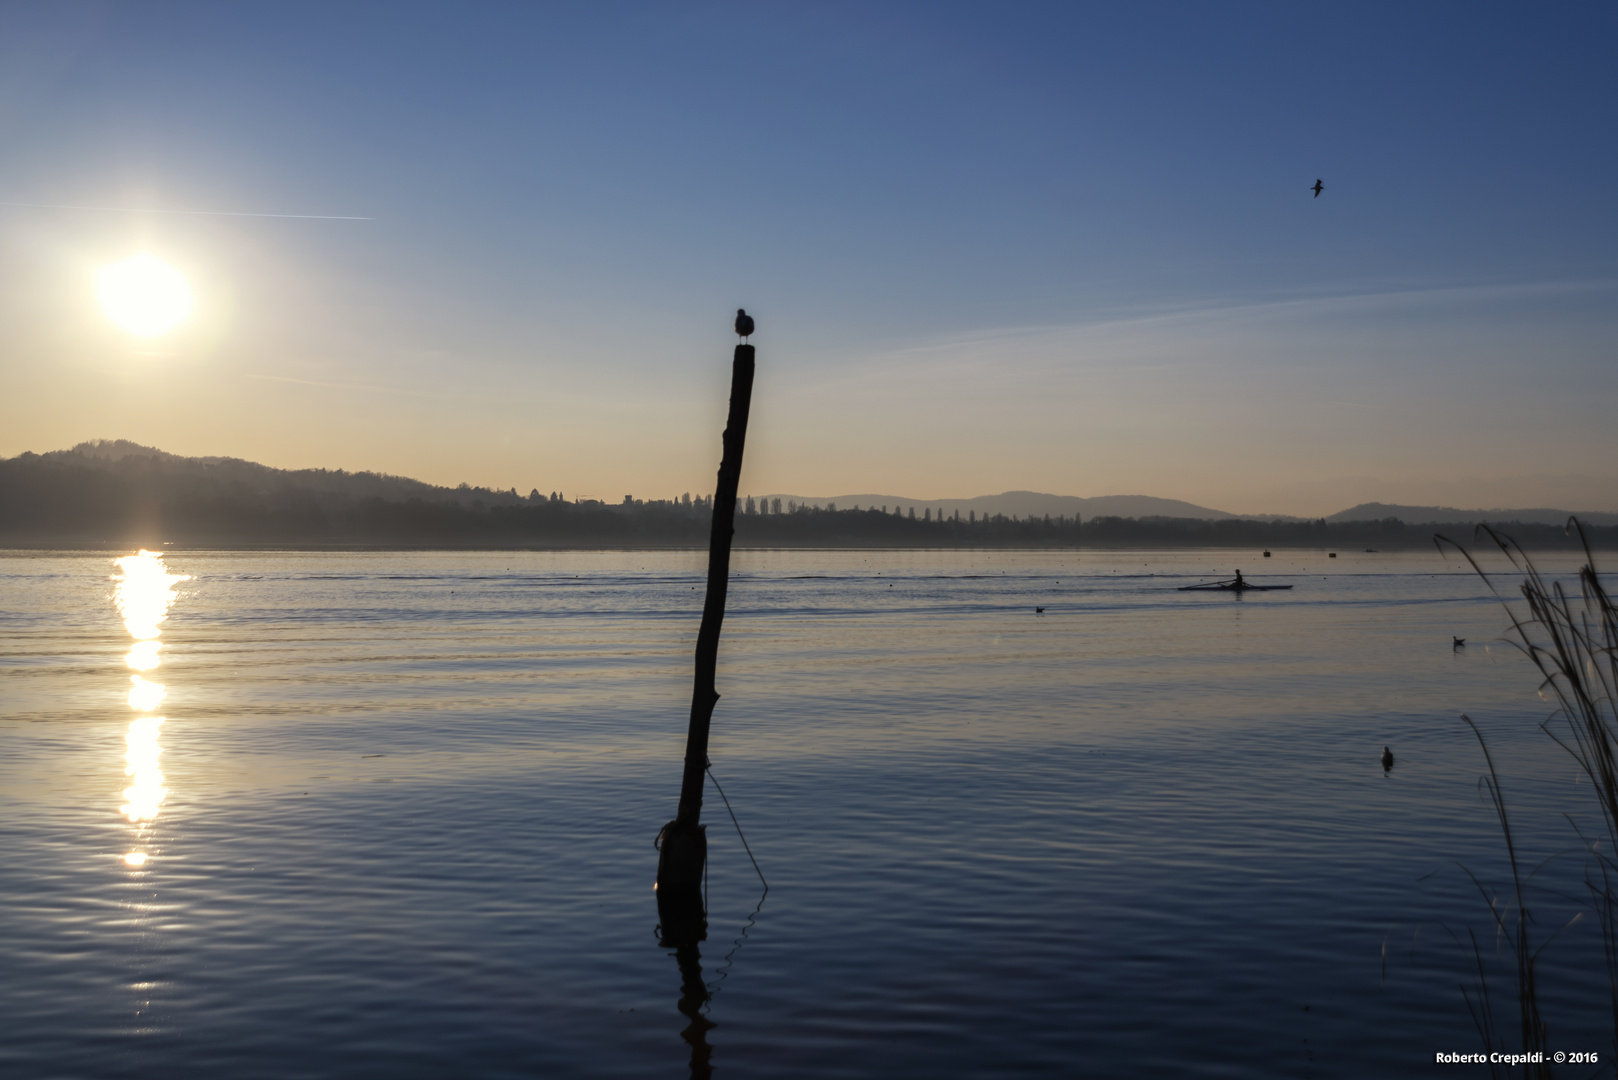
(115, 550, 188, 640)
(128, 675, 166, 712)
(111, 551, 191, 866)
(122, 716, 167, 822)
(125, 640, 161, 672)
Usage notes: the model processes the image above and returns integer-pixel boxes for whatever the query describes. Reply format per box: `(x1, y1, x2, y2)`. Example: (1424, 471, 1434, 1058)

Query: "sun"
(97, 254, 194, 336)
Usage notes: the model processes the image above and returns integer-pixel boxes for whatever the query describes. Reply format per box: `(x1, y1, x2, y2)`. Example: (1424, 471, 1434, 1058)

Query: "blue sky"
(1, 2, 1614, 514)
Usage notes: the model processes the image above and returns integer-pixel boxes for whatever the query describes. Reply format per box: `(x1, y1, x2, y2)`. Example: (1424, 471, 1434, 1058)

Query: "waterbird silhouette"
(1381, 746, 1394, 771)
(1312, 179, 1324, 198)
(1453, 636, 1466, 648)
(1035, 606, 1045, 615)
(734, 309, 754, 339)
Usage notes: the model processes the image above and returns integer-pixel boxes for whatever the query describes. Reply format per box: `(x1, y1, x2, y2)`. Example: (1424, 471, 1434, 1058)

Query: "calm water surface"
(1, 547, 1610, 1077)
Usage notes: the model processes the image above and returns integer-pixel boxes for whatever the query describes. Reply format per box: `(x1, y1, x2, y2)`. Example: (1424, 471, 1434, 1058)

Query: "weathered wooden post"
(656, 315, 755, 943)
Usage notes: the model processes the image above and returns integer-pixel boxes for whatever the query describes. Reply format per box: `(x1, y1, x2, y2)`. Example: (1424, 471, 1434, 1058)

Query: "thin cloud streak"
(739, 274, 1618, 515)
(238, 368, 607, 410)
(833, 277, 1618, 382)
(241, 372, 430, 396)
(0, 202, 372, 221)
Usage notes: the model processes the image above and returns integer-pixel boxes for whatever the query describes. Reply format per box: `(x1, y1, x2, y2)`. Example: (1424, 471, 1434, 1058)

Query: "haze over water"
(0, 547, 1608, 1077)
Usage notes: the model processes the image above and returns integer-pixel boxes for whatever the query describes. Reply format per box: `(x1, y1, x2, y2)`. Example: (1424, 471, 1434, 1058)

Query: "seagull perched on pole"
(1311, 179, 1325, 198)
(735, 309, 754, 339)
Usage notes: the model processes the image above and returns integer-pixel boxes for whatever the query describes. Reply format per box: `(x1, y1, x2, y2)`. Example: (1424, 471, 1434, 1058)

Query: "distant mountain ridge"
(32, 439, 533, 507)
(752, 491, 1246, 521)
(0, 448, 1253, 520)
(1325, 502, 1618, 527)
(7, 443, 1616, 528)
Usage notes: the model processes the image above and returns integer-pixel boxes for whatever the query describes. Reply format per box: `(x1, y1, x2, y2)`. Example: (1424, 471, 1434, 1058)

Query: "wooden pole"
(656, 342, 755, 928)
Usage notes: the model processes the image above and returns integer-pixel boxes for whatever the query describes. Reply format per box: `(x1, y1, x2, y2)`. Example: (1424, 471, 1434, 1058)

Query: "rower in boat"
(1176, 570, 1293, 591)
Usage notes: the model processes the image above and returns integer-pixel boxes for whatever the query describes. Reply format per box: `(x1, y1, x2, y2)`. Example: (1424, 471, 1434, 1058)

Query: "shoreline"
(6, 540, 1614, 554)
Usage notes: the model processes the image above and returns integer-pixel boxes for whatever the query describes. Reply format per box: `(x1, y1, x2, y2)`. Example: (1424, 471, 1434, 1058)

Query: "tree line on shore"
(2, 444, 1613, 550)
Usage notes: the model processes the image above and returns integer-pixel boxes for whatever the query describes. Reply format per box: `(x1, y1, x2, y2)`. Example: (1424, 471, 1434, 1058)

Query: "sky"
(1, 1, 1614, 517)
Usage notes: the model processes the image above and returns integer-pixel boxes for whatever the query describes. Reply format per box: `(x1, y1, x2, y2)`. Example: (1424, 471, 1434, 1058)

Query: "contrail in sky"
(1, 201, 371, 220)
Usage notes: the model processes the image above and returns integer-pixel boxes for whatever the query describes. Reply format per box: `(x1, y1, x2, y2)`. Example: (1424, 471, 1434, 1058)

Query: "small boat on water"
(1178, 570, 1293, 592)
(1178, 580, 1293, 591)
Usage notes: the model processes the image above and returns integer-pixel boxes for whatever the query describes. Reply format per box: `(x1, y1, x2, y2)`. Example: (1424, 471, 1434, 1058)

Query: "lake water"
(1, 547, 1611, 1078)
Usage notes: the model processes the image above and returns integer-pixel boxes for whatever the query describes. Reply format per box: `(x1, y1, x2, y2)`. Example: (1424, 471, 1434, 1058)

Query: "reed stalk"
(1440, 520, 1618, 1070)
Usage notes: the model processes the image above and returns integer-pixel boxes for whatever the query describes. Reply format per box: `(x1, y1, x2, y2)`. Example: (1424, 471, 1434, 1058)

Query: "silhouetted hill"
(1325, 502, 1618, 527)
(0, 441, 1085, 549)
(51, 439, 529, 506)
(2, 443, 1613, 549)
(753, 491, 1247, 520)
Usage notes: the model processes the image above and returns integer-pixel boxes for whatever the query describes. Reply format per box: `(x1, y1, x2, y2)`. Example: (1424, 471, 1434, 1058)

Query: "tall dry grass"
(1440, 520, 1618, 1074)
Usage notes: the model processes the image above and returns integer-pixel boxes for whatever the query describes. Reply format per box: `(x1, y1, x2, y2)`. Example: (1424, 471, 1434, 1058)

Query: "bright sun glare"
(97, 254, 194, 336)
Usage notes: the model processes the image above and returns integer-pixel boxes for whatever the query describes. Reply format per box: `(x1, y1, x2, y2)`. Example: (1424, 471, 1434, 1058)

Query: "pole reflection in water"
(657, 882, 769, 1079)
(657, 895, 714, 1080)
(111, 550, 191, 869)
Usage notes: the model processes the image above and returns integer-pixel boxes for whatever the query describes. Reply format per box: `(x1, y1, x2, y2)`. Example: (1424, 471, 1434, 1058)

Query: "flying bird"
(1035, 606, 1045, 615)
(1453, 636, 1466, 647)
(1311, 179, 1325, 198)
(735, 309, 754, 339)
(1381, 746, 1394, 771)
